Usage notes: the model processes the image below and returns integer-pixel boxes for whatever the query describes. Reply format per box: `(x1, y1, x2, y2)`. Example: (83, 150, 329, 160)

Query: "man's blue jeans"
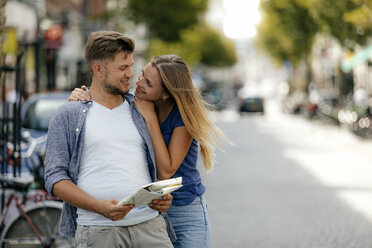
(167, 195, 210, 248)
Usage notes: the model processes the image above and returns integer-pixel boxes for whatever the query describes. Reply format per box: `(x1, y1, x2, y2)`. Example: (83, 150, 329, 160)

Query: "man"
(44, 31, 174, 247)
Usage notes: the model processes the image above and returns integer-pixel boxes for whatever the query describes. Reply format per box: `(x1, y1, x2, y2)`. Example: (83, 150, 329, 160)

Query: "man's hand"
(97, 199, 134, 221)
(149, 194, 173, 212)
(53, 181, 134, 221)
(68, 85, 90, 101)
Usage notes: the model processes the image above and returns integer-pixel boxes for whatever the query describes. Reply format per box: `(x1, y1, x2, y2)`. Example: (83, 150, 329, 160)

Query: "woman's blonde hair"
(151, 55, 225, 171)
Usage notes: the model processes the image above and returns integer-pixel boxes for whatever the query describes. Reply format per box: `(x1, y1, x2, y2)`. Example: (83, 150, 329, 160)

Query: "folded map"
(117, 177, 183, 206)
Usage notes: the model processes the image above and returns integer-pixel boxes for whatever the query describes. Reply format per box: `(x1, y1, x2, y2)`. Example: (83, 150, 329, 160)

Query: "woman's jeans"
(167, 195, 210, 248)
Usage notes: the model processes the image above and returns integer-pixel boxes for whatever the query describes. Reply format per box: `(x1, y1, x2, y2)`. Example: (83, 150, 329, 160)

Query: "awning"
(341, 45, 372, 73)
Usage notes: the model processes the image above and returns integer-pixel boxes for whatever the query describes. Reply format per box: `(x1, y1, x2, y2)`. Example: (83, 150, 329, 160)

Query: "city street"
(205, 100, 372, 248)
(4, 0, 372, 247)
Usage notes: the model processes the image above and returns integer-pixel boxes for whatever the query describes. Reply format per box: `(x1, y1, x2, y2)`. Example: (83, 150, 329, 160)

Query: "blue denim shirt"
(44, 93, 175, 240)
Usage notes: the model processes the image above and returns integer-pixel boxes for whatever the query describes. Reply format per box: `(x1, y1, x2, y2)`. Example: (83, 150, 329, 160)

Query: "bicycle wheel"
(1, 201, 73, 247)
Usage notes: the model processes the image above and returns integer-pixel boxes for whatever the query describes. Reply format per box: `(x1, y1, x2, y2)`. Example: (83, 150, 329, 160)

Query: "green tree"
(256, 0, 319, 92)
(193, 25, 237, 67)
(309, 0, 372, 47)
(147, 38, 201, 66)
(126, 0, 208, 42)
(344, 0, 372, 32)
(256, 0, 372, 62)
(97, 1, 236, 68)
(256, 0, 372, 94)
(256, 0, 318, 66)
(147, 24, 237, 67)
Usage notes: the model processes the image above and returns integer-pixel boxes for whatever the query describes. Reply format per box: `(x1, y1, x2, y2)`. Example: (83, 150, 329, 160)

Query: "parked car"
(239, 96, 264, 114)
(22, 91, 70, 138)
(237, 86, 265, 114)
(4, 92, 70, 184)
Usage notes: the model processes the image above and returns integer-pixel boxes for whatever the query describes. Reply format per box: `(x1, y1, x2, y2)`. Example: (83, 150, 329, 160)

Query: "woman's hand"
(149, 194, 173, 212)
(134, 98, 157, 121)
(68, 85, 90, 101)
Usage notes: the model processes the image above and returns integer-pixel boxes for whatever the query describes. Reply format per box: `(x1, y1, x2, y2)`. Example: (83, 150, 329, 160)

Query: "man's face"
(102, 52, 134, 96)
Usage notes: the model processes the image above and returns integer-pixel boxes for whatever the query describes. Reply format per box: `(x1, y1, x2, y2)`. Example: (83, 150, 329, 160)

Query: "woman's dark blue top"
(160, 106, 206, 205)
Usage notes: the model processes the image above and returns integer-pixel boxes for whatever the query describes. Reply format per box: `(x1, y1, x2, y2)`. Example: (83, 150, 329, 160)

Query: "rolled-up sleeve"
(44, 105, 72, 195)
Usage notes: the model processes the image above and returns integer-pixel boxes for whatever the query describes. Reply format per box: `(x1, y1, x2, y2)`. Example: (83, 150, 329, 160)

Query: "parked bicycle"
(0, 133, 73, 247)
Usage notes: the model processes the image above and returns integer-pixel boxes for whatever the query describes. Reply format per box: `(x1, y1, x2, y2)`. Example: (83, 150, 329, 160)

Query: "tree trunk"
(305, 56, 313, 93)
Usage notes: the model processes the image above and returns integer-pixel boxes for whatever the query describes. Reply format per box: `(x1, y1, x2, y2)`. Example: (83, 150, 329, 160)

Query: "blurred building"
(342, 44, 372, 98)
(310, 35, 343, 99)
(3, 0, 108, 96)
(310, 34, 372, 105)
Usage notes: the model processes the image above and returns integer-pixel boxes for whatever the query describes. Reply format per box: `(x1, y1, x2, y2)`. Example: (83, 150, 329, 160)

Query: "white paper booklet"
(117, 177, 182, 206)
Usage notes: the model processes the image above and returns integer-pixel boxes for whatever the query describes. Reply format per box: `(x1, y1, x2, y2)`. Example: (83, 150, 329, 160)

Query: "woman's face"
(135, 63, 166, 101)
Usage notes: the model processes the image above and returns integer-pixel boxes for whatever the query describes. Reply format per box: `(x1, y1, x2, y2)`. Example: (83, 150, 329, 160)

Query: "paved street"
(204, 100, 372, 248)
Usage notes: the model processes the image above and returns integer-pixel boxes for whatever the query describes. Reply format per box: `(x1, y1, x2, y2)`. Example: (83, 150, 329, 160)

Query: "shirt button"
(76, 128, 79, 132)
(83, 109, 86, 113)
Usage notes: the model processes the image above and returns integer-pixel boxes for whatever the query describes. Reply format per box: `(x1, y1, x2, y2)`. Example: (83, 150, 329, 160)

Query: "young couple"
(45, 30, 225, 248)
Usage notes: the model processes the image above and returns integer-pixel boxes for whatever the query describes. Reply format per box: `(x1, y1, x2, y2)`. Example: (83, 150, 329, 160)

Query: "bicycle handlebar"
(20, 134, 47, 159)
(2, 132, 48, 190)
(0, 174, 34, 192)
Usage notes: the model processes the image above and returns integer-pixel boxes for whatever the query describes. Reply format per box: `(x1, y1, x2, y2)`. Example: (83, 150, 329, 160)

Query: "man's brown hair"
(85, 31, 135, 73)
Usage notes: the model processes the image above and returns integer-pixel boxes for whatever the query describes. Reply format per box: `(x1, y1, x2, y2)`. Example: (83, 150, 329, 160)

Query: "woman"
(70, 55, 225, 248)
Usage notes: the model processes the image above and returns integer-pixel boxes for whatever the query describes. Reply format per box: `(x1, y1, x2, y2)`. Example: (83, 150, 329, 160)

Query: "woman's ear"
(162, 92, 170, 103)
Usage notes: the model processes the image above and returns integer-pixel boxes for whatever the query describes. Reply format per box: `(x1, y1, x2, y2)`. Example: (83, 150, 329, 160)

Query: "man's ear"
(92, 64, 104, 77)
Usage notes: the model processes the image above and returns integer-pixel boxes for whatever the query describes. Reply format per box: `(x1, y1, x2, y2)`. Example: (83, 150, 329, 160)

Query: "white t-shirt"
(76, 100, 158, 226)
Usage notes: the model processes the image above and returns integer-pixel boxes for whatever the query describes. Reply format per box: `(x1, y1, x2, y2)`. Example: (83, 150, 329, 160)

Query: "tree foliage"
(97, 0, 236, 68)
(256, 0, 318, 65)
(126, 0, 208, 42)
(256, 0, 372, 65)
(194, 25, 237, 67)
(147, 39, 201, 66)
(309, 0, 372, 48)
(147, 24, 237, 67)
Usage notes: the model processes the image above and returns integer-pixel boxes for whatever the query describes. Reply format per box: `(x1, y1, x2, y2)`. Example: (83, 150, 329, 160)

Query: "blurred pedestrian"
(44, 31, 174, 248)
(69, 54, 227, 248)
